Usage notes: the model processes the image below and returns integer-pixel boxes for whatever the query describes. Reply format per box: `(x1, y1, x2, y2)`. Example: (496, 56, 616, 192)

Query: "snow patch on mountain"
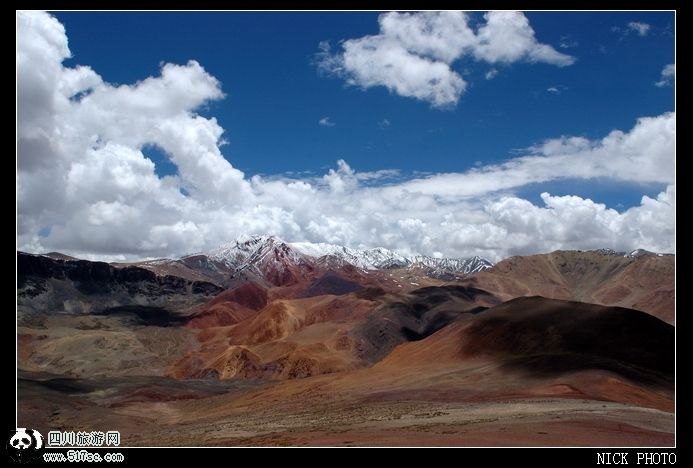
(187, 235, 494, 278)
(289, 239, 492, 274)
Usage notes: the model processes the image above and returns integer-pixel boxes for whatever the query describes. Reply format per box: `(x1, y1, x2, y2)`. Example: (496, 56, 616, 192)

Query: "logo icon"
(7, 429, 43, 463)
(10, 428, 42, 450)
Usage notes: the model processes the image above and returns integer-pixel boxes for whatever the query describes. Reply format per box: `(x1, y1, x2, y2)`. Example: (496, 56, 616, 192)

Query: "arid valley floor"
(17, 238, 675, 446)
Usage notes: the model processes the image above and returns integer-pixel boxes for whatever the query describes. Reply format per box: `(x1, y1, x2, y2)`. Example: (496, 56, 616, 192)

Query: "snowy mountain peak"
(589, 248, 672, 258)
(194, 236, 493, 279)
(590, 248, 622, 256)
(200, 235, 301, 269)
(289, 242, 409, 270)
(289, 240, 492, 275)
(625, 249, 654, 258)
(410, 255, 494, 274)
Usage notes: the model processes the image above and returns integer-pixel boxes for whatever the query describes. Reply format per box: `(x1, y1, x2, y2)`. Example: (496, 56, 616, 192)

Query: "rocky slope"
(17, 245, 675, 447)
(18, 252, 222, 315)
(461, 250, 675, 324)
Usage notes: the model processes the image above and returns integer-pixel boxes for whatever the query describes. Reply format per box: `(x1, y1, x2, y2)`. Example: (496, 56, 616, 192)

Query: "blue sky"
(18, 11, 675, 260)
(53, 11, 674, 209)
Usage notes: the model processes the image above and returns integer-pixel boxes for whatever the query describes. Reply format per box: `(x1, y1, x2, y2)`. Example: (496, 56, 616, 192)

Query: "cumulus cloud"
(387, 113, 674, 199)
(318, 37, 467, 109)
(318, 116, 335, 126)
(17, 12, 674, 262)
(472, 186, 675, 257)
(472, 11, 575, 66)
(18, 11, 250, 259)
(316, 11, 574, 108)
(655, 63, 675, 87)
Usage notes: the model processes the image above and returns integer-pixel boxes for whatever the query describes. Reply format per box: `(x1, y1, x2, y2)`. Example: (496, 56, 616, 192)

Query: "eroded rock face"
(18, 252, 223, 314)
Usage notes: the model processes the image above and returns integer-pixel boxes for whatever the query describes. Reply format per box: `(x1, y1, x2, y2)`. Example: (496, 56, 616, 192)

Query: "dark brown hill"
(461, 296, 674, 387)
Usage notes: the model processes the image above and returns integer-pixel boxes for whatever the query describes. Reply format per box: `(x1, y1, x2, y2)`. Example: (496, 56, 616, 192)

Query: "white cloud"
(613, 21, 652, 38)
(472, 186, 675, 257)
(330, 36, 467, 109)
(319, 116, 335, 126)
(546, 85, 567, 95)
(485, 69, 498, 80)
(559, 36, 578, 49)
(378, 118, 391, 127)
(378, 10, 476, 64)
(472, 11, 575, 66)
(387, 113, 674, 199)
(17, 12, 675, 263)
(627, 21, 651, 36)
(17, 11, 251, 258)
(655, 63, 675, 87)
(317, 11, 573, 108)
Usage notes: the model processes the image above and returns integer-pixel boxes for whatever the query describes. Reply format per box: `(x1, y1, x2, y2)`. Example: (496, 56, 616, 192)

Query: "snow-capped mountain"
(191, 235, 493, 278)
(206, 235, 307, 270)
(408, 255, 493, 275)
(162, 237, 673, 289)
(589, 248, 671, 258)
(289, 240, 493, 275)
(183, 235, 314, 287)
(624, 249, 670, 258)
(589, 248, 623, 257)
(288, 242, 410, 270)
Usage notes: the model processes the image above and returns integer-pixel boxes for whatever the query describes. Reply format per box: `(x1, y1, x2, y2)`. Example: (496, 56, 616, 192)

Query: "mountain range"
(133, 235, 494, 287)
(16, 237, 675, 446)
